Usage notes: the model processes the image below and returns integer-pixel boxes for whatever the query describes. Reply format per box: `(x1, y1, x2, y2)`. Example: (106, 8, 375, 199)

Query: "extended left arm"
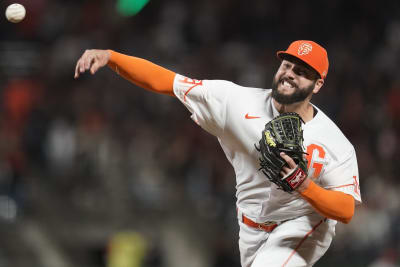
(280, 152, 355, 224)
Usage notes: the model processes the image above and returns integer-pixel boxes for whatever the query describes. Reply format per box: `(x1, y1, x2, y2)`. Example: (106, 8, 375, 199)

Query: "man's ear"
(313, 79, 324, 94)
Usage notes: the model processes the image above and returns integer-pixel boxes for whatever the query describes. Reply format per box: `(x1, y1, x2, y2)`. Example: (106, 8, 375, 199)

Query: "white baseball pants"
(238, 213, 336, 267)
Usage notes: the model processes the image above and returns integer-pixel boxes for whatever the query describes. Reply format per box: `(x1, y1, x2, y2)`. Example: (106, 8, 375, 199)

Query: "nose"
(282, 67, 296, 80)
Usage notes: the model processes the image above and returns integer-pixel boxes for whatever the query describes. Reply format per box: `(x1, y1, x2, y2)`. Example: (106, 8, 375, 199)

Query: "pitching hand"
(74, 49, 111, 79)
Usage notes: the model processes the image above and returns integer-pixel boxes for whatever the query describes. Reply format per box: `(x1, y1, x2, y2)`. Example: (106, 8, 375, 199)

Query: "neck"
(273, 99, 314, 122)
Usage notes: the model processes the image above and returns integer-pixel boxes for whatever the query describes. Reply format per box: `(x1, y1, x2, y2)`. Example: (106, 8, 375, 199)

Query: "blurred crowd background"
(1, 0, 400, 266)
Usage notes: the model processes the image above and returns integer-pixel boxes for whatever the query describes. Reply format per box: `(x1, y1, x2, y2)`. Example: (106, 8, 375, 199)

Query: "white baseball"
(5, 3, 26, 23)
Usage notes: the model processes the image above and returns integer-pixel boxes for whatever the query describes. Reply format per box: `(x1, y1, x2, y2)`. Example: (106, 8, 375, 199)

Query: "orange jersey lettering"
(306, 144, 327, 179)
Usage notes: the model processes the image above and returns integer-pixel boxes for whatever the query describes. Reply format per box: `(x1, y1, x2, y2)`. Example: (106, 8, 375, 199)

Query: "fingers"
(74, 50, 110, 78)
(280, 152, 297, 169)
(74, 58, 82, 78)
(84, 55, 95, 70)
(280, 166, 291, 177)
(90, 60, 100, 74)
(74, 50, 96, 79)
(74, 57, 87, 79)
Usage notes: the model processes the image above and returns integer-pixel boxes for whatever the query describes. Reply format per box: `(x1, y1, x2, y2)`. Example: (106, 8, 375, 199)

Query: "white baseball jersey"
(173, 74, 361, 266)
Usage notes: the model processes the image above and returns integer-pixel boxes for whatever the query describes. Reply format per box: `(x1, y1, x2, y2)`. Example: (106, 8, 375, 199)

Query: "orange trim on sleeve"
(329, 183, 353, 189)
(300, 180, 355, 224)
(107, 50, 176, 96)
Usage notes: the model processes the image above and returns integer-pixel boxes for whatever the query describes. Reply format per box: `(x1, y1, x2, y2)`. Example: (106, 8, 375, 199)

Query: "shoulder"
(204, 79, 268, 93)
(174, 74, 271, 105)
(304, 106, 355, 158)
(175, 74, 268, 94)
(202, 79, 270, 101)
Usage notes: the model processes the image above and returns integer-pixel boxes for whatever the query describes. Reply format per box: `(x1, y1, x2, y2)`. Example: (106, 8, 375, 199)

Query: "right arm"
(75, 49, 230, 136)
(74, 49, 176, 96)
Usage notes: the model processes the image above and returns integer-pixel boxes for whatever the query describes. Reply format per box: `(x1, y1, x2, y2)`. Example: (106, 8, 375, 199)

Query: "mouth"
(279, 78, 297, 90)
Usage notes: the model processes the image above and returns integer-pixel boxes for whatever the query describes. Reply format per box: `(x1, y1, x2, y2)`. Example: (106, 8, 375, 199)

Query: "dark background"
(1, 0, 399, 266)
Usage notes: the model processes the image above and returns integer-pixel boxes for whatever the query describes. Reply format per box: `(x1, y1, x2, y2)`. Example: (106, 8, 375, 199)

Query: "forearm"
(107, 50, 176, 96)
(298, 179, 355, 224)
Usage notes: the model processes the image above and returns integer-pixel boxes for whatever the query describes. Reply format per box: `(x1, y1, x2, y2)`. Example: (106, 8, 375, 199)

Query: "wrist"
(296, 177, 311, 193)
(106, 49, 114, 63)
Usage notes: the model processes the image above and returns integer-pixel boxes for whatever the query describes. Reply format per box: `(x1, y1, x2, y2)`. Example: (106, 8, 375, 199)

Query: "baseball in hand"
(5, 3, 26, 23)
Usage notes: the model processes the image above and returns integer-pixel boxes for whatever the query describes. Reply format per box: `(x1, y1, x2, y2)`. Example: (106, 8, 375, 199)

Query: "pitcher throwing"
(74, 40, 361, 267)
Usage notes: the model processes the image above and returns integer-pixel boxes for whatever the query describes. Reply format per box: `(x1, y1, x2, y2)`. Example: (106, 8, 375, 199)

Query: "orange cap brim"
(276, 51, 321, 78)
(275, 40, 329, 79)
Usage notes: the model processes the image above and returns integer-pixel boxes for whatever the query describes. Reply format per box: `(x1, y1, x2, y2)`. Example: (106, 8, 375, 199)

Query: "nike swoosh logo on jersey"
(245, 113, 261, 119)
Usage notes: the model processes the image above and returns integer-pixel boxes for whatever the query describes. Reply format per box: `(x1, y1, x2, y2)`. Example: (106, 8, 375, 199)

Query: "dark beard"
(271, 77, 315, 104)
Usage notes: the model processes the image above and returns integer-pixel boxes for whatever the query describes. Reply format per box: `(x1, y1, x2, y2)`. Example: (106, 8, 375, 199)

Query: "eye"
(294, 69, 306, 76)
(294, 67, 311, 78)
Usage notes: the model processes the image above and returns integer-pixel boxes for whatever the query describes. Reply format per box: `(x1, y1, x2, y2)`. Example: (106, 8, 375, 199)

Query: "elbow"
(339, 213, 353, 224)
(338, 197, 355, 224)
(147, 80, 174, 96)
(147, 71, 175, 95)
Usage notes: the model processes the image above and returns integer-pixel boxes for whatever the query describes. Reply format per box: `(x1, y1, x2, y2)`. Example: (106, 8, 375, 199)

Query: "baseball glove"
(255, 112, 308, 193)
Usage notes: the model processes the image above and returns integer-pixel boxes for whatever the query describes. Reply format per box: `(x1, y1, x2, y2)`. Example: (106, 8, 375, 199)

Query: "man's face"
(271, 58, 319, 105)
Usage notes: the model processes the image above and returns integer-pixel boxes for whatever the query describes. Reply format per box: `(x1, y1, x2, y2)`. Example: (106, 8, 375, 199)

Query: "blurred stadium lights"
(116, 0, 150, 16)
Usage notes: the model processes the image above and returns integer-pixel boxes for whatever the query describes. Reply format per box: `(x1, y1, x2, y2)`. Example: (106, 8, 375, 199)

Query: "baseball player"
(74, 40, 361, 267)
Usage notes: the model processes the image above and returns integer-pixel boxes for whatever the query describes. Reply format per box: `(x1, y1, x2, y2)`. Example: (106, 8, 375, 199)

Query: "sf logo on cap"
(297, 43, 312, 56)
